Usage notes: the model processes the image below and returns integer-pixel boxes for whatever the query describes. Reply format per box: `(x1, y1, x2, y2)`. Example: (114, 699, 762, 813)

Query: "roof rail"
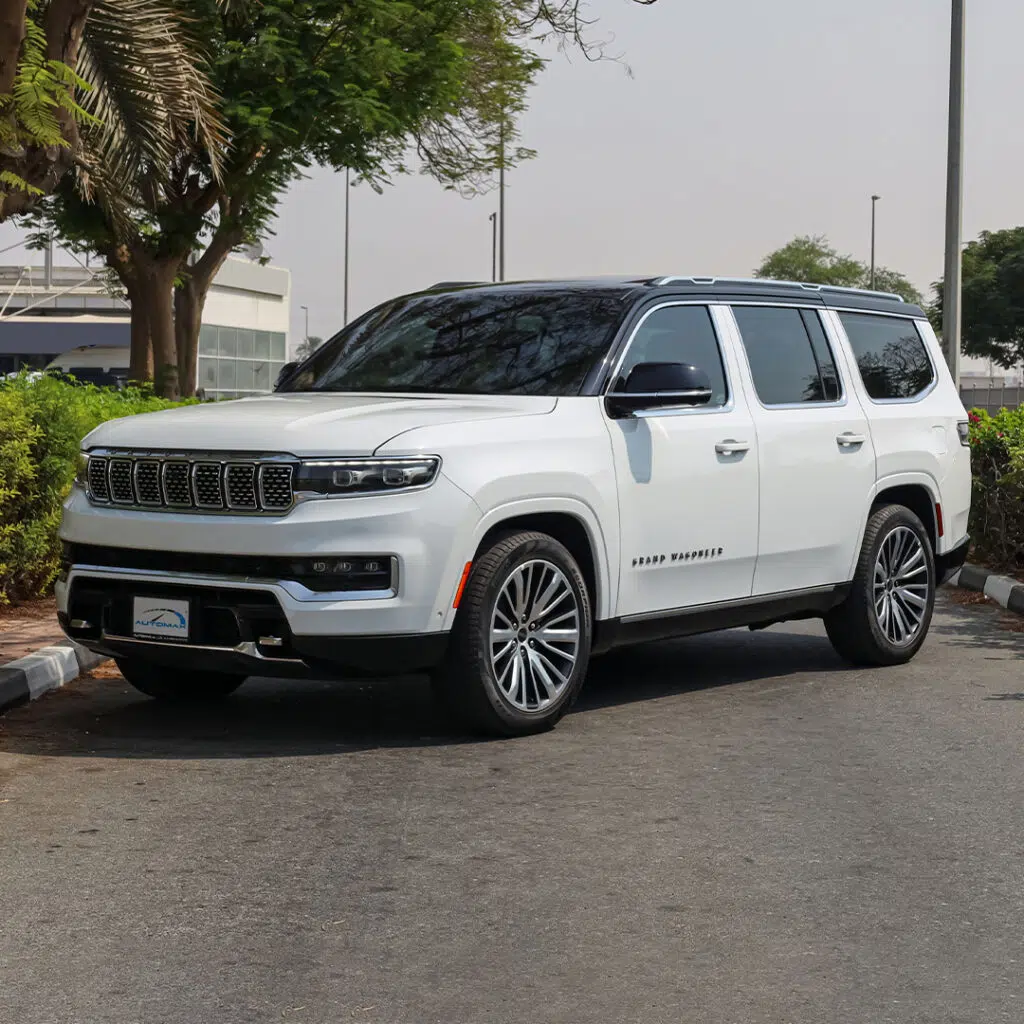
(427, 280, 483, 290)
(653, 276, 905, 303)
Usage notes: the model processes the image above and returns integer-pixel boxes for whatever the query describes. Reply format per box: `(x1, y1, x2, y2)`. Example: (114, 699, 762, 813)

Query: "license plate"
(132, 596, 190, 641)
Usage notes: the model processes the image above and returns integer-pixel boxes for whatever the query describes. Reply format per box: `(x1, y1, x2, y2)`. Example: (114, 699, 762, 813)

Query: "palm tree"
(0, 0, 224, 221)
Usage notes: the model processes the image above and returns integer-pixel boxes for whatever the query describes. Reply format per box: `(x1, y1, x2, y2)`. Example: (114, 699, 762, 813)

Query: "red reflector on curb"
(935, 503, 944, 538)
(453, 562, 473, 609)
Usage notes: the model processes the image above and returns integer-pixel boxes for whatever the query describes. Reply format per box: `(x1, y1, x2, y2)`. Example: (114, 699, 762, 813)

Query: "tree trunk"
(174, 216, 245, 399)
(127, 282, 153, 385)
(174, 278, 202, 398)
(0, 0, 28, 95)
(132, 255, 181, 399)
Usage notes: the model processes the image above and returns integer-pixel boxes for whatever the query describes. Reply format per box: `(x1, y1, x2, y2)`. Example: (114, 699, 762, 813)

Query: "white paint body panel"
(605, 307, 758, 617)
(58, 294, 972, 648)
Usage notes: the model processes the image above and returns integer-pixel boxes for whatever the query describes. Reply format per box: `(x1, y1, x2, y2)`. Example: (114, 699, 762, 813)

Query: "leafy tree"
(755, 234, 923, 304)
(295, 335, 323, 360)
(27, 0, 659, 398)
(930, 228, 1024, 369)
(0, 0, 224, 220)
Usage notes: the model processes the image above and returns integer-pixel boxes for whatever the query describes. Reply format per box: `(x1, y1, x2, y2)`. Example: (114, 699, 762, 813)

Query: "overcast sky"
(4, 0, 1023, 354)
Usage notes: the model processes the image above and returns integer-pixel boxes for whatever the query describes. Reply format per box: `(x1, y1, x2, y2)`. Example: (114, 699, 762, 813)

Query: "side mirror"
(605, 362, 713, 419)
(274, 361, 299, 390)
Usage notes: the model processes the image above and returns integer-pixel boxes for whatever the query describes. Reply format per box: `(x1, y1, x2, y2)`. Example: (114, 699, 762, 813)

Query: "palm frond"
(75, 0, 228, 194)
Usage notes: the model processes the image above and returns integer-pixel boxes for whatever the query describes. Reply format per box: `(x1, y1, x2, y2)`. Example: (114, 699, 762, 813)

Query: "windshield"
(279, 287, 631, 396)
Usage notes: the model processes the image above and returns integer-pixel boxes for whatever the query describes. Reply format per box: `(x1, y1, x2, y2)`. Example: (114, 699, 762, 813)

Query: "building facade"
(0, 257, 290, 397)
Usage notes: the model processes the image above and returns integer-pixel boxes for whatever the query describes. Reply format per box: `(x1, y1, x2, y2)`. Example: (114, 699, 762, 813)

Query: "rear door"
(725, 304, 877, 596)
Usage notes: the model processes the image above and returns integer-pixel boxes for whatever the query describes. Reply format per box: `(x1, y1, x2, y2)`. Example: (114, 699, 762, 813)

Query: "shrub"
(0, 374, 191, 604)
(966, 406, 1024, 571)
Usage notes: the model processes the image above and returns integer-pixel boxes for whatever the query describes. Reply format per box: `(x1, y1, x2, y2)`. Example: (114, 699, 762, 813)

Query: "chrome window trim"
(66, 558, 401, 603)
(727, 304, 850, 412)
(830, 310, 939, 406)
(603, 300, 736, 418)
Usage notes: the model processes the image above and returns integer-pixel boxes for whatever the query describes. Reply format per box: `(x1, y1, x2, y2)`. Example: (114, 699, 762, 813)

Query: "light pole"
(488, 212, 497, 282)
(343, 167, 351, 325)
(498, 120, 506, 282)
(870, 195, 881, 290)
(942, 0, 965, 387)
(300, 305, 309, 353)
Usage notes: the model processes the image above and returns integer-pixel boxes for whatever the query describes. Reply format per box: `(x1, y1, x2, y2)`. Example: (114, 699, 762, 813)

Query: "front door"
(726, 304, 878, 596)
(605, 303, 760, 619)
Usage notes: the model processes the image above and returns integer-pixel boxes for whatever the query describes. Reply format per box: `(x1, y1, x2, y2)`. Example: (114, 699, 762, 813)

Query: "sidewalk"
(0, 597, 106, 714)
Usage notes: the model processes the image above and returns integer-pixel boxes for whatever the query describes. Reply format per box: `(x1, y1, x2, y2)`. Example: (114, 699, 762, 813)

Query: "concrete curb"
(0, 642, 106, 716)
(948, 564, 1024, 617)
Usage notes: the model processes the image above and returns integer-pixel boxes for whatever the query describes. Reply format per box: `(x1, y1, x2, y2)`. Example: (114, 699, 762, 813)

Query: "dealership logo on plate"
(134, 608, 188, 633)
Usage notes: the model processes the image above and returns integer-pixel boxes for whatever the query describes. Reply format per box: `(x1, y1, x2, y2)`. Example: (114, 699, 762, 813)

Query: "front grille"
(85, 452, 296, 515)
(108, 459, 135, 503)
(259, 465, 294, 511)
(87, 458, 109, 501)
(134, 461, 162, 505)
(193, 463, 224, 509)
(225, 464, 257, 510)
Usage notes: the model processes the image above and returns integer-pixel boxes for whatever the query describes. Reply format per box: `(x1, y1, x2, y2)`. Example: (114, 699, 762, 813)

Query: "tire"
(116, 658, 247, 702)
(434, 530, 593, 736)
(825, 504, 936, 667)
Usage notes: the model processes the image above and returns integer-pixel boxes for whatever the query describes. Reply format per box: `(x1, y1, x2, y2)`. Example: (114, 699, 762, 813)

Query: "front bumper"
(57, 473, 478, 677)
(59, 576, 449, 678)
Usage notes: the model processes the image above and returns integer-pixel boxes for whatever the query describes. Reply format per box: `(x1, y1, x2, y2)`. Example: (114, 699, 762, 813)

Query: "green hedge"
(967, 407, 1024, 572)
(0, 374, 191, 604)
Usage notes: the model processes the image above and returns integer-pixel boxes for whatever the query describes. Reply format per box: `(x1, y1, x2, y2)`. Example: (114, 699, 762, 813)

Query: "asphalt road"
(1, 591, 1023, 1024)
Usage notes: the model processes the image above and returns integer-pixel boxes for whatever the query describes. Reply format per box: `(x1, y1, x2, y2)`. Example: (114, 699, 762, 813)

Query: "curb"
(0, 642, 107, 717)
(949, 564, 1024, 617)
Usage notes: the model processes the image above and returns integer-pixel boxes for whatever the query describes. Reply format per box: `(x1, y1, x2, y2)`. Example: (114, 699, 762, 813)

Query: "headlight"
(74, 451, 89, 491)
(957, 421, 971, 447)
(296, 456, 441, 497)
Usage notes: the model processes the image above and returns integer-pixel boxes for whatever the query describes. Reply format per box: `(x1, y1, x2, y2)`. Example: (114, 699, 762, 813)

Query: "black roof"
(422, 276, 925, 319)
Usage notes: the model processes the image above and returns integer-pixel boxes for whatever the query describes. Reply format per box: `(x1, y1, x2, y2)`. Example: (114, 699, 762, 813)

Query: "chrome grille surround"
(83, 450, 297, 515)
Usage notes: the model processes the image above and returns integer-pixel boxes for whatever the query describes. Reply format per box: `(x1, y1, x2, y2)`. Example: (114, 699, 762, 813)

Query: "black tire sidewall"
(860, 506, 936, 659)
(458, 533, 592, 732)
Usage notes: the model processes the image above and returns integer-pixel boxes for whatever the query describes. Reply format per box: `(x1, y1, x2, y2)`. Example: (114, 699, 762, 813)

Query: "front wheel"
(825, 504, 936, 667)
(434, 530, 593, 736)
(116, 658, 247, 702)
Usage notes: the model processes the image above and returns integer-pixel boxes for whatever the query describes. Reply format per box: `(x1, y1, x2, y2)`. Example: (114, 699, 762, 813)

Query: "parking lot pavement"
(1, 591, 1022, 1024)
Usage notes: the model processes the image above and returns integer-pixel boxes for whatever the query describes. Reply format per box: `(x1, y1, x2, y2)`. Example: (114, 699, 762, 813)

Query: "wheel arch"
(439, 498, 615, 632)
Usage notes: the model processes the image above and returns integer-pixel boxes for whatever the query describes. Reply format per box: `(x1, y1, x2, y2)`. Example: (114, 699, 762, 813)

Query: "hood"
(83, 392, 557, 456)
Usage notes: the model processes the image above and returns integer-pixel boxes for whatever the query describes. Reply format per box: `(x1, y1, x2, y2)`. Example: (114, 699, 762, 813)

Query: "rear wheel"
(116, 659, 247, 702)
(825, 504, 935, 666)
(434, 530, 593, 736)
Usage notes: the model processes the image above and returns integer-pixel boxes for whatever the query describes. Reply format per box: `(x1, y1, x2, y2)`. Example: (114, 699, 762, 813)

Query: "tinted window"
(281, 289, 630, 396)
(838, 313, 935, 400)
(733, 306, 842, 405)
(617, 305, 728, 407)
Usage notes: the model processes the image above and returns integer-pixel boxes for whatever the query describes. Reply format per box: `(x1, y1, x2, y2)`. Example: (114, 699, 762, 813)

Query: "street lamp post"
(488, 212, 497, 282)
(942, 0, 966, 387)
(301, 304, 309, 350)
(498, 120, 506, 282)
(870, 195, 881, 290)
(343, 167, 351, 325)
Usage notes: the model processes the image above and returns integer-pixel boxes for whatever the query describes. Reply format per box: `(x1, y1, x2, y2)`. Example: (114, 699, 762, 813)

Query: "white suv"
(59, 277, 972, 735)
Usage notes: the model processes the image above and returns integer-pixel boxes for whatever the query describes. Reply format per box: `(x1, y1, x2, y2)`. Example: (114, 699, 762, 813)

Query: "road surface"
(2, 592, 1022, 1024)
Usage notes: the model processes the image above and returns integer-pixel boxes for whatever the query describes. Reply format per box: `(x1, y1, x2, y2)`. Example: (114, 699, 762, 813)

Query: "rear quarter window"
(838, 313, 935, 400)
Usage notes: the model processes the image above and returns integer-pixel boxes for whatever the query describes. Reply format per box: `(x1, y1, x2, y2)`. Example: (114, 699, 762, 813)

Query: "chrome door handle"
(836, 432, 867, 448)
(715, 439, 750, 455)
